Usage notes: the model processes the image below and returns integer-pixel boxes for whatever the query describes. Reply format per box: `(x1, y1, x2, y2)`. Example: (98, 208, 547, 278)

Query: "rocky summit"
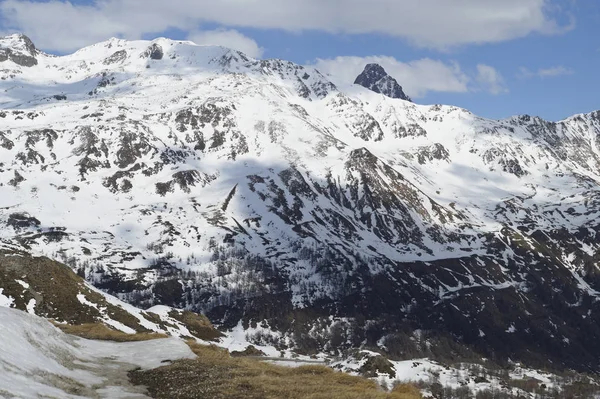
(0, 33, 39, 67)
(354, 63, 412, 101)
(1, 34, 600, 376)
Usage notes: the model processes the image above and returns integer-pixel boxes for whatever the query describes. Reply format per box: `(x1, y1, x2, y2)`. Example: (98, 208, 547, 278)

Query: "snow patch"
(0, 306, 195, 398)
(0, 288, 14, 307)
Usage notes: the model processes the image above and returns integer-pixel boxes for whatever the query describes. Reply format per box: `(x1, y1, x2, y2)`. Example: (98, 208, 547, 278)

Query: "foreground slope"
(0, 306, 195, 398)
(0, 305, 425, 399)
(1, 34, 600, 371)
(0, 247, 221, 340)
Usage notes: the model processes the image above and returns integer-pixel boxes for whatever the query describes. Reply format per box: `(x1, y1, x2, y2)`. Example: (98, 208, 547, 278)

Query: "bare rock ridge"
(354, 63, 412, 101)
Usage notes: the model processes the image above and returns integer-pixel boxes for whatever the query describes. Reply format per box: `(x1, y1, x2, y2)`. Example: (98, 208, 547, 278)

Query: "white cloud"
(519, 65, 574, 79)
(313, 56, 469, 98)
(313, 57, 507, 98)
(475, 64, 508, 95)
(188, 29, 264, 58)
(0, 0, 574, 52)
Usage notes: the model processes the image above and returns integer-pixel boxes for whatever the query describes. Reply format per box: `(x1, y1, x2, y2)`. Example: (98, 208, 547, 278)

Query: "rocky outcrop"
(143, 43, 164, 60)
(354, 63, 411, 101)
(0, 34, 38, 67)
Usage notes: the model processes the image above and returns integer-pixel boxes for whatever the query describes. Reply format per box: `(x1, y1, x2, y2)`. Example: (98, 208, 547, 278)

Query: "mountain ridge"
(1, 33, 593, 123)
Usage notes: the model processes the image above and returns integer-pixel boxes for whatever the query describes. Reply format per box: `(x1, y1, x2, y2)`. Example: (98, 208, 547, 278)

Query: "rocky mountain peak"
(0, 33, 39, 67)
(354, 63, 411, 102)
(0, 33, 37, 54)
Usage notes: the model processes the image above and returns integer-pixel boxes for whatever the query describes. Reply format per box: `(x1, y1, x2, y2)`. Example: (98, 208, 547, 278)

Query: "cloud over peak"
(0, 0, 573, 52)
(313, 56, 506, 98)
(187, 29, 264, 58)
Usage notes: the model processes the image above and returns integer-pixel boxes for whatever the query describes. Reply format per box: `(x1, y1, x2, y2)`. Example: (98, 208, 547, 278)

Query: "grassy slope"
(53, 322, 169, 342)
(129, 342, 422, 399)
(0, 249, 222, 340)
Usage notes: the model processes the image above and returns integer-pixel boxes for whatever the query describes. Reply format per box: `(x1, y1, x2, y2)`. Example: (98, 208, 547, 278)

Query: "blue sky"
(0, 0, 597, 121)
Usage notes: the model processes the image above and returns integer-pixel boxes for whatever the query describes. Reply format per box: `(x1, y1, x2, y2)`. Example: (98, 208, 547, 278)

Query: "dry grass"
(391, 384, 422, 398)
(167, 310, 223, 341)
(129, 342, 422, 399)
(54, 322, 168, 342)
(0, 250, 148, 331)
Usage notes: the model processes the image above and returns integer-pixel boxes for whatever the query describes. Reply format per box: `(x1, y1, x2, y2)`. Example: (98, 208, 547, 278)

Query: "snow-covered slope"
(1, 33, 600, 372)
(0, 306, 195, 398)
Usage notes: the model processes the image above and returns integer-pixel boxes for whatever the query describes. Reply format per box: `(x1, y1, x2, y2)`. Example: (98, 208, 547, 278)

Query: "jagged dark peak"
(0, 33, 38, 67)
(354, 63, 411, 102)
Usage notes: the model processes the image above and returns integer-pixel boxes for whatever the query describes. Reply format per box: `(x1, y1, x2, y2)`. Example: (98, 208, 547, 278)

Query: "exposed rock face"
(143, 43, 164, 60)
(104, 50, 128, 65)
(354, 63, 411, 101)
(0, 34, 38, 67)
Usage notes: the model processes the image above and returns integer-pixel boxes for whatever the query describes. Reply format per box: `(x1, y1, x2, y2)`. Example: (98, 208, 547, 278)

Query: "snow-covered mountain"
(2, 33, 600, 372)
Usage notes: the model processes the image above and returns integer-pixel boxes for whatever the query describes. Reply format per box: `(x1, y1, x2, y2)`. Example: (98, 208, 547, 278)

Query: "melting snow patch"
(0, 289, 14, 307)
(16, 279, 30, 289)
(77, 293, 98, 309)
(26, 298, 36, 314)
(0, 306, 195, 398)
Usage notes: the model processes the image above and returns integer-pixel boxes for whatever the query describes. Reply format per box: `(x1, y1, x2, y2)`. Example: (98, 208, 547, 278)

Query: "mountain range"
(1, 33, 600, 377)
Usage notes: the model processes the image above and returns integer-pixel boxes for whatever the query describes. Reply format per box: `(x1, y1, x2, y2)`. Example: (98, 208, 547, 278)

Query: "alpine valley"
(2, 33, 600, 397)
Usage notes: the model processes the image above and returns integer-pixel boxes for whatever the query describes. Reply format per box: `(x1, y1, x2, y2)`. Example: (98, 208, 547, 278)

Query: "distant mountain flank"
(1, 33, 600, 377)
